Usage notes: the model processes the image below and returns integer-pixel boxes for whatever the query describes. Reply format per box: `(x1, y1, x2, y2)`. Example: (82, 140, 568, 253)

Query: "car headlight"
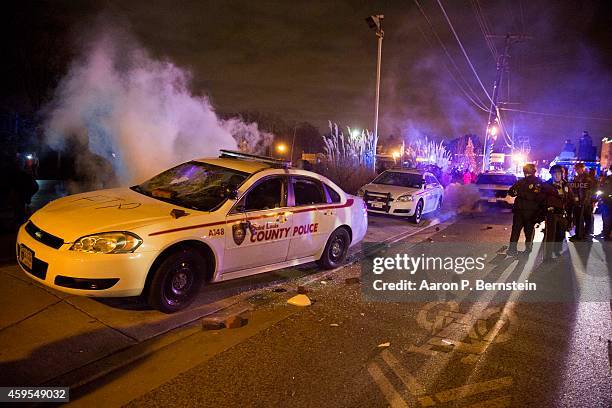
(70, 232, 143, 254)
(396, 194, 414, 202)
(357, 188, 365, 197)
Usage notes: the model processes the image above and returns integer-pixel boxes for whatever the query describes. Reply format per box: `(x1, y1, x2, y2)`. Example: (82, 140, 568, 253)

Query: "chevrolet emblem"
(35, 231, 43, 239)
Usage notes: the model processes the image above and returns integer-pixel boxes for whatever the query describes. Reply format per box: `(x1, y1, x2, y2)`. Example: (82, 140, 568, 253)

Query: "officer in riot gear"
(542, 165, 573, 260)
(507, 163, 546, 256)
(569, 163, 596, 241)
(596, 165, 612, 240)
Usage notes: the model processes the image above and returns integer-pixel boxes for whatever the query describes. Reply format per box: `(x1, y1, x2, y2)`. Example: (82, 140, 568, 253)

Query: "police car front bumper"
(365, 199, 417, 216)
(16, 224, 158, 297)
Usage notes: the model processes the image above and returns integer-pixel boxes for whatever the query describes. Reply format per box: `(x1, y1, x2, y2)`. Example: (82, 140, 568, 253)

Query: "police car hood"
(30, 187, 182, 242)
(364, 183, 421, 198)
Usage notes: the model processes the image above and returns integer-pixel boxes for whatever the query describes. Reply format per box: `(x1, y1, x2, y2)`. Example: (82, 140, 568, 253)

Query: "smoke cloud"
(43, 29, 272, 187)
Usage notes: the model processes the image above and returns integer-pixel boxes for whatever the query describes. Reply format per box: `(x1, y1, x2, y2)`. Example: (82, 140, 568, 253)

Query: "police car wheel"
(147, 249, 206, 313)
(409, 200, 424, 224)
(317, 228, 350, 269)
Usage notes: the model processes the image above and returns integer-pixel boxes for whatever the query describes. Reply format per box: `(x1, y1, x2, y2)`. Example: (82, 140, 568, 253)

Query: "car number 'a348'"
(208, 228, 224, 237)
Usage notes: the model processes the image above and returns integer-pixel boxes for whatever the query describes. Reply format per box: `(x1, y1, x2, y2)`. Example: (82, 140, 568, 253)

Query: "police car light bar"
(219, 149, 292, 168)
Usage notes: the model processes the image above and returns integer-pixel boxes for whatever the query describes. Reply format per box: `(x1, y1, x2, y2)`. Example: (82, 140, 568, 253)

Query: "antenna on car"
(219, 149, 292, 169)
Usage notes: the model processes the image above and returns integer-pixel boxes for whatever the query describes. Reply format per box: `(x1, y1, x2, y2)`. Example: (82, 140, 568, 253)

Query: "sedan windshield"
(372, 171, 422, 188)
(131, 162, 249, 211)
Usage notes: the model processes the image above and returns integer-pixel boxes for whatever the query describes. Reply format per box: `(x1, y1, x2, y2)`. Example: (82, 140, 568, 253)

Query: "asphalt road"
(0, 205, 450, 389)
(66, 210, 611, 407)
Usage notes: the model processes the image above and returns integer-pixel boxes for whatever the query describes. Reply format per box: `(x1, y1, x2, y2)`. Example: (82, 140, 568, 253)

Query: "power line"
(416, 26, 489, 112)
(471, 0, 497, 61)
(436, 0, 494, 105)
(499, 108, 612, 122)
(413, 0, 489, 109)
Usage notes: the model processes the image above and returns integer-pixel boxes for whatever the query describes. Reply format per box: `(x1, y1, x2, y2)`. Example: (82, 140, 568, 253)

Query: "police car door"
(424, 174, 438, 212)
(287, 176, 332, 260)
(224, 176, 293, 273)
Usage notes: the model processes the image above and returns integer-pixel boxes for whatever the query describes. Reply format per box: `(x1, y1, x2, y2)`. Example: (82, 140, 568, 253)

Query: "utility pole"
(481, 33, 531, 172)
(366, 14, 384, 171)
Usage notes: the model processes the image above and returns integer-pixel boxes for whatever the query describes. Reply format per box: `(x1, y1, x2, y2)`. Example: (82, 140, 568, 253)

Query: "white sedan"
(358, 169, 444, 223)
(16, 150, 367, 312)
(475, 172, 517, 207)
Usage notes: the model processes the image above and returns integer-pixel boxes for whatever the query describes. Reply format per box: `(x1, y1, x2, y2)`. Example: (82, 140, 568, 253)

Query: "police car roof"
(383, 168, 426, 175)
(195, 157, 271, 174)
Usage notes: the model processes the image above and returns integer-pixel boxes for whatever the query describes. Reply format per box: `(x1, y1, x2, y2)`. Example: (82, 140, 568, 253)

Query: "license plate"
(370, 201, 384, 208)
(19, 245, 33, 270)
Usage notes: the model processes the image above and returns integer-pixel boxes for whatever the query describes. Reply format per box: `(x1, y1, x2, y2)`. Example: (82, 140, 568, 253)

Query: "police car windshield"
(476, 174, 517, 186)
(132, 162, 249, 211)
(372, 171, 422, 188)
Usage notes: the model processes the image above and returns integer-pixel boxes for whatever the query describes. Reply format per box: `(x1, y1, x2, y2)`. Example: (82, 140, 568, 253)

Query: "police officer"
(507, 163, 546, 256)
(542, 165, 573, 260)
(569, 163, 596, 241)
(596, 165, 612, 240)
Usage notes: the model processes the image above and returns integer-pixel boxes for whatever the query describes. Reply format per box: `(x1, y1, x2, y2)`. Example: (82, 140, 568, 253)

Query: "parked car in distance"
(358, 169, 444, 224)
(476, 172, 518, 207)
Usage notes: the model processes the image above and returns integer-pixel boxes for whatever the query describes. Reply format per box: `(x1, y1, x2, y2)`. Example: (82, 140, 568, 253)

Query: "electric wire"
(414, 0, 489, 110)
(436, 0, 495, 105)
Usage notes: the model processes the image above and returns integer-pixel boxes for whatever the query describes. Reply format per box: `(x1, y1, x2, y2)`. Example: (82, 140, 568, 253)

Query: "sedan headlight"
(396, 194, 414, 202)
(70, 232, 143, 254)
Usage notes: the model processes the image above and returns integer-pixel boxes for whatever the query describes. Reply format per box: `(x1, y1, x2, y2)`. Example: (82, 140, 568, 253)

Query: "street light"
(489, 124, 498, 137)
(365, 14, 384, 169)
(276, 143, 287, 155)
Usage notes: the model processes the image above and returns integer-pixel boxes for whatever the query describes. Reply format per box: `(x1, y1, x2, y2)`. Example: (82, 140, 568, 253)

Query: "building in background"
(601, 137, 612, 170)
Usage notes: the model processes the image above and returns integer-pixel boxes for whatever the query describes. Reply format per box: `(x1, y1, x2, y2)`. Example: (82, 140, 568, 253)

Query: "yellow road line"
(367, 362, 409, 408)
(380, 349, 427, 396)
(435, 376, 513, 403)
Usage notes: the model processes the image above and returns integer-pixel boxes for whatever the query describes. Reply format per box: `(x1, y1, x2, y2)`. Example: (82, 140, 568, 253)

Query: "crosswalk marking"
(434, 376, 513, 403)
(366, 362, 409, 408)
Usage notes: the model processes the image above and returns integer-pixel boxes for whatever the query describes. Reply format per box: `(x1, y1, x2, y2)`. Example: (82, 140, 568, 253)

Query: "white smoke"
(43, 30, 271, 186)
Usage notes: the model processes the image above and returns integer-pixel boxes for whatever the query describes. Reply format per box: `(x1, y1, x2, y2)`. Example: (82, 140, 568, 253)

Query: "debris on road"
(345, 277, 360, 285)
(287, 294, 312, 307)
(201, 318, 225, 331)
(377, 342, 390, 348)
(225, 315, 249, 329)
(330, 323, 339, 327)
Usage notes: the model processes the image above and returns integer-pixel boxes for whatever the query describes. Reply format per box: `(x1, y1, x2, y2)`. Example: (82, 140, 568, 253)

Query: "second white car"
(358, 169, 444, 223)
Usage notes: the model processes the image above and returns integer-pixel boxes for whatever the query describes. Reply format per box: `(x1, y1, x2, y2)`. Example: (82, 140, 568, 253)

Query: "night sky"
(3, 0, 611, 158)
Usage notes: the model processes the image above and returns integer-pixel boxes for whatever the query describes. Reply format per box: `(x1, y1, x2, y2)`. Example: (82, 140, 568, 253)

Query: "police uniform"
(599, 172, 612, 240)
(570, 171, 596, 240)
(508, 174, 545, 254)
(542, 177, 573, 259)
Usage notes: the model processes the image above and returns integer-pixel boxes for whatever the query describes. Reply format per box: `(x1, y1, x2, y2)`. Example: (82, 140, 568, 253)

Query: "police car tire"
(147, 249, 206, 313)
(409, 200, 424, 224)
(317, 228, 350, 270)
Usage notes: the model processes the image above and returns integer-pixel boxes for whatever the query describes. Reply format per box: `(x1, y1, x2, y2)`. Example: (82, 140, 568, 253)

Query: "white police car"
(16, 150, 367, 312)
(358, 169, 444, 223)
